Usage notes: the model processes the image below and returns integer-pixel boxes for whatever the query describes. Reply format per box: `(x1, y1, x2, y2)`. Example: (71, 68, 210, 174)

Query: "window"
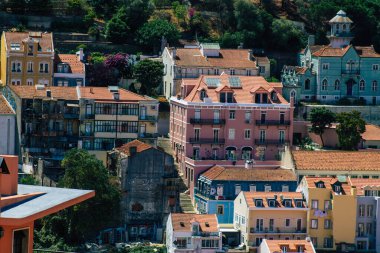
(217, 205, 224, 215)
(264, 185, 271, 192)
(358, 223, 365, 237)
(194, 129, 200, 141)
(311, 237, 318, 248)
(11, 79, 21, 85)
(359, 80, 365, 91)
(194, 109, 201, 120)
(304, 79, 310, 90)
(176, 237, 187, 249)
(229, 110, 235, 119)
(11, 61, 21, 72)
(357, 241, 367, 250)
(284, 199, 292, 207)
(26, 79, 33, 86)
(268, 199, 276, 207)
(27, 62, 33, 72)
(322, 79, 328, 90)
(324, 237, 333, 248)
(245, 111, 251, 123)
(228, 129, 235, 140)
(39, 62, 49, 73)
(324, 219, 332, 229)
(334, 80, 340, 90)
(282, 185, 289, 192)
(311, 200, 318, 209)
(324, 200, 331, 211)
(10, 43, 20, 50)
(230, 69, 235, 75)
(235, 184, 241, 195)
(244, 129, 251, 139)
(372, 80, 378, 91)
(366, 222, 372, 235)
(295, 200, 303, 208)
(322, 63, 329, 70)
(249, 184, 256, 192)
(373, 64, 379, 71)
(367, 205, 373, 217)
(279, 130, 285, 144)
(200, 90, 206, 100)
(213, 129, 219, 143)
(311, 219, 318, 229)
(260, 130, 266, 142)
(246, 69, 252, 76)
(359, 204, 365, 217)
(259, 66, 265, 73)
(255, 200, 263, 207)
(285, 219, 290, 227)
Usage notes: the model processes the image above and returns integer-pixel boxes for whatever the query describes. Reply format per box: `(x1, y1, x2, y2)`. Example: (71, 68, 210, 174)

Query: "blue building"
(194, 165, 297, 225)
(53, 50, 86, 87)
(282, 10, 380, 105)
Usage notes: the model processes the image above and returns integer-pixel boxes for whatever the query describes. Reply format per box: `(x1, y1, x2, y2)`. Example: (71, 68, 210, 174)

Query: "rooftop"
(181, 74, 288, 104)
(55, 54, 85, 74)
(116, 139, 153, 156)
(312, 45, 380, 58)
(303, 176, 353, 195)
(170, 213, 219, 233)
(9, 85, 78, 101)
(200, 166, 296, 182)
(79, 87, 155, 102)
(292, 150, 380, 171)
(329, 10, 353, 23)
(263, 239, 316, 253)
(241, 191, 306, 208)
(0, 96, 15, 114)
(349, 178, 380, 196)
(4, 31, 53, 53)
(362, 124, 380, 141)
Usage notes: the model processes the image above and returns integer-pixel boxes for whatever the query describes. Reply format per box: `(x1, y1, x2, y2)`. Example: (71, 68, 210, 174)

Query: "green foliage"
(124, 0, 156, 32)
(136, 19, 180, 52)
(265, 76, 279, 82)
(106, 6, 130, 44)
(336, 111, 366, 150)
(133, 59, 164, 96)
(219, 32, 243, 48)
(309, 107, 336, 147)
(189, 13, 211, 37)
(76, 44, 87, 52)
(172, 1, 187, 22)
(67, 0, 89, 16)
(269, 58, 277, 76)
(270, 19, 306, 51)
(336, 97, 351, 105)
(20, 175, 39, 185)
(87, 0, 120, 19)
(89, 52, 105, 64)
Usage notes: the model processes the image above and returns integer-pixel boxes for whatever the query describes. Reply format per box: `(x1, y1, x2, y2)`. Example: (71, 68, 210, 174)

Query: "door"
(140, 124, 146, 137)
(85, 104, 92, 115)
(297, 219, 302, 231)
(347, 80, 353, 96)
(85, 122, 92, 135)
(256, 219, 264, 232)
(213, 129, 219, 143)
(140, 106, 147, 119)
(214, 110, 220, 123)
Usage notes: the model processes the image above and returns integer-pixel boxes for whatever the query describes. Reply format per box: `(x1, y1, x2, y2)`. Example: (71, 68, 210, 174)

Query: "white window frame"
(228, 129, 235, 140)
(244, 129, 251, 139)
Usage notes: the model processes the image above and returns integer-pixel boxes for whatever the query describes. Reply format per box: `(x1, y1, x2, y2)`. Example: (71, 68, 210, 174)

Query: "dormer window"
(192, 223, 199, 234)
(28, 44, 33, 55)
(220, 92, 233, 103)
(255, 199, 263, 207)
(271, 91, 277, 101)
(284, 199, 292, 207)
(262, 93, 268, 103)
(334, 185, 341, 193)
(317, 182, 325, 188)
(295, 200, 303, 208)
(268, 199, 276, 207)
(200, 90, 206, 101)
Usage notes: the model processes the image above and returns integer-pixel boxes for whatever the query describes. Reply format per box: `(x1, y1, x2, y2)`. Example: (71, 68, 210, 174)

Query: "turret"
(327, 10, 354, 48)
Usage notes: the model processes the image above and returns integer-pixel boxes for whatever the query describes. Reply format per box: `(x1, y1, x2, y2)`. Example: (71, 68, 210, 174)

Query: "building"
(162, 43, 270, 99)
(297, 176, 357, 252)
(107, 140, 180, 241)
(0, 95, 16, 154)
(258, 239, 316, 253)
(3, 84, 80, 169)
(281, 10, 380, 104)
(0, 155, 94, 253)
(195, 165, 297, 225)
(165, 213, 223, 253)
(234, 191, 308, 251)
(170, 73, 293, 200)
(361, 124, 380, 149)
(1, 31, 54, 86)
(349, 178, 380, 252)
(53, 49, 86, 86)
(286, 150, 380, 180)
(78, 86, 159, 163)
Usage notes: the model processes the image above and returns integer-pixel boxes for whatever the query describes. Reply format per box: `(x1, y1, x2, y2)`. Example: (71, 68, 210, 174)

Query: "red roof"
(4, 32, 53, 53)
(55, 54, 85, 74)
(0, 96, 15, 114)
(242, 192, 305, 208)
(349, 178, 380, 196)
(264, 239, 315, 253)
(116, 140, 152, 155)
(170, 213, 219, 232)
(79, 87, 155, 102)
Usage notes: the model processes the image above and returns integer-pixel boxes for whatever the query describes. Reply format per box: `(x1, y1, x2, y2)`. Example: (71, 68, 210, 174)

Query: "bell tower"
(327, 10, 354, 48)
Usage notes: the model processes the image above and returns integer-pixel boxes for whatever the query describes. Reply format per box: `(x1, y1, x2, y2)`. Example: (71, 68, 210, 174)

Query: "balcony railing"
(80, 131, 93, 137)
(139, 133, 159, 138)
(84, 113, 95, 119)
(189, 138, 225, 144)
(255, 120, 291, 126)
(63, 113, 79, 119)
(250, 227, 307, 234)
(139, 115, 157, 121)
(192, 231, 220, 237)
(341, 69, 360, 75)
(255, 139, 288, 145)
(190, 118, 226, 125)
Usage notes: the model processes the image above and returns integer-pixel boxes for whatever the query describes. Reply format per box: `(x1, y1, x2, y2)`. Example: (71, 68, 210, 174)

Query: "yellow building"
(1, 31, 54, 86)
(234, 191, 308, 252)
(297, 176, 357, 252)
(77, 86, 159, 164)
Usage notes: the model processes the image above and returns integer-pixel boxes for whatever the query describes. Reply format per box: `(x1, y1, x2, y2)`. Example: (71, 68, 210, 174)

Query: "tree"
(136, 19, 180, 52)
(124, 0, 155, 32)
(336, 111, 366, 150)
(87, 0, 120, 19)
(172, 1, 187, 23)
(105, 6, 130, 44)
(87, 62, 119, 86)
(189, 13, 211, 37)
(133, 59, 164, 96)
(309, 107, 336, 147)
(219, 32, 243, 48)
(66, 0, 88, 16)
(104, 53, 132, 79)
(270, 19, 307, 52)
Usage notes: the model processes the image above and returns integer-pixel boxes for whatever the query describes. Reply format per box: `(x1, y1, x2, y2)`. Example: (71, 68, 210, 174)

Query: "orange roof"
(355, 46, 380, 58)
(9, 85, 78, 100)
(116, 140, 152, 155)
(55, 54, 85, 74)
(182, 74, 288, 104)
(172, 48, 258, 68)
(312, 45, 380, 58)
(4, 32, 53, 53)
(0, 96, 15, 114)
(292, 150, 380, 171)
(300, 45, 325, 54)
(79, 87, 154, 102)
(264, 239, 315, 253)
(349, 178, 380, 195)
(242, 192, 305, 208)
(201, 166, 296, 181)
(362, 124, 380, 141)
(170, 213, 219, 232)
(304, 176, 353, 195)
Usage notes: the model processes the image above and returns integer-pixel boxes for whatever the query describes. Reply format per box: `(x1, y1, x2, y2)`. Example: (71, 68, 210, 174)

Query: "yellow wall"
(1, 33, 7, 86)
(332, 194, 357, 244)
(88, 150, 107, 166)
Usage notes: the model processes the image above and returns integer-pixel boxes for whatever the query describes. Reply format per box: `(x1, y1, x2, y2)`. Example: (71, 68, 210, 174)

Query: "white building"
(166, 213, 223, 253)
(0, 95, 16, 155)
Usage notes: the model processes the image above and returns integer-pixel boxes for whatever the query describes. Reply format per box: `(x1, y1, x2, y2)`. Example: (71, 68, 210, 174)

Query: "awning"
(67, 103, 79, 107)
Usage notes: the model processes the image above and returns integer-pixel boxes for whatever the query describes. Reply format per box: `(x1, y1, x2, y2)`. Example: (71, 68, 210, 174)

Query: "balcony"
(63, 112, 79, 119)
(139, 115, 157, 121)
(80, 131, 93, 137)
(83, 114, 95, 119)
(255, 120, 291, 126)
(341, 69, 360, 75)
(192, 231, 220, 237)
(190, 118, 226, 125)
(138, 132, 159, 138)
(250, 227, 307, 234)
(255, 139, 288, 145)
(189, 138, 225, 144)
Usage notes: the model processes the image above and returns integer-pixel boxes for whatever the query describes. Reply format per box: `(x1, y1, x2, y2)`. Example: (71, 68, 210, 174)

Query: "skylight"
(228, 77, 241, 88)
(205, 78, 220, 87)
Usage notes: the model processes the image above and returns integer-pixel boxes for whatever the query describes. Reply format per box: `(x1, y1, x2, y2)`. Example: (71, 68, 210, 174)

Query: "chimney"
(90, 88, 94, 94)
(248, 49, 254, 61)
(78, 48, 84, 62)
(129, 146, 137, 155)
(308, 35, 315, 46)
(46, 90, 51, 98)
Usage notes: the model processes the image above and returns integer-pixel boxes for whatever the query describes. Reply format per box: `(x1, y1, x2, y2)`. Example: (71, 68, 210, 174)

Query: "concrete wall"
(0, 114, 16, 155)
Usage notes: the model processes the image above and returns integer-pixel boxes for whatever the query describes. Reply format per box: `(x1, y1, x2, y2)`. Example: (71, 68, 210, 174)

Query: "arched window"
(322, 79, 328, 91)
(304, 79, 310, 90)
(334, 80, 340, 90)
(359, 80, 365, 91)
(372, 81, 378, 92)
(241, 147, 253, 160)
(290, 90, 296, 104)
(342, 24, 346, 31)
(225, 147, 237, 160)
(346, 60, 355, 73)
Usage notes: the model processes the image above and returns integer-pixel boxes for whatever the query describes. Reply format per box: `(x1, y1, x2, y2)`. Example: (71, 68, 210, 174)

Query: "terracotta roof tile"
(304, 176, 353, 195)
(9, 85, 78, 101)
(173, 48, 258, 68)
(242, 192, 305, 208)
(292, 150, 380, 171)
(0, 96, 15, 114)
(349, 178, 380, 196)
(355, 46, 380, 58)
(201, 166, 296, 181)
(55, 54, 85, 74)
(79, 87, 155, 101)
(116, 140, 152, 155)
(362, 124, 380, 141)
(311, 45, 380, 58)
(264, 239, 315, 253)
(4, 32, 53, 53)
(170, 213, 219, 232)
(181, 74, 288, 104)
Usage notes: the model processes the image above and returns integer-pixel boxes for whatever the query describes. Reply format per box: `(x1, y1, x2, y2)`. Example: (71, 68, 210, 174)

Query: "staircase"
(179, 192, 196, 214)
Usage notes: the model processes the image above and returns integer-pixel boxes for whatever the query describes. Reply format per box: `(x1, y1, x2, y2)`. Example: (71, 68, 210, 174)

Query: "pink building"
(170, 74, 293, 199)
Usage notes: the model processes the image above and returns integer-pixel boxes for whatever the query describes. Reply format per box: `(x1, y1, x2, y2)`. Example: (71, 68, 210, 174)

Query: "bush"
(336, 97, 351, 105)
